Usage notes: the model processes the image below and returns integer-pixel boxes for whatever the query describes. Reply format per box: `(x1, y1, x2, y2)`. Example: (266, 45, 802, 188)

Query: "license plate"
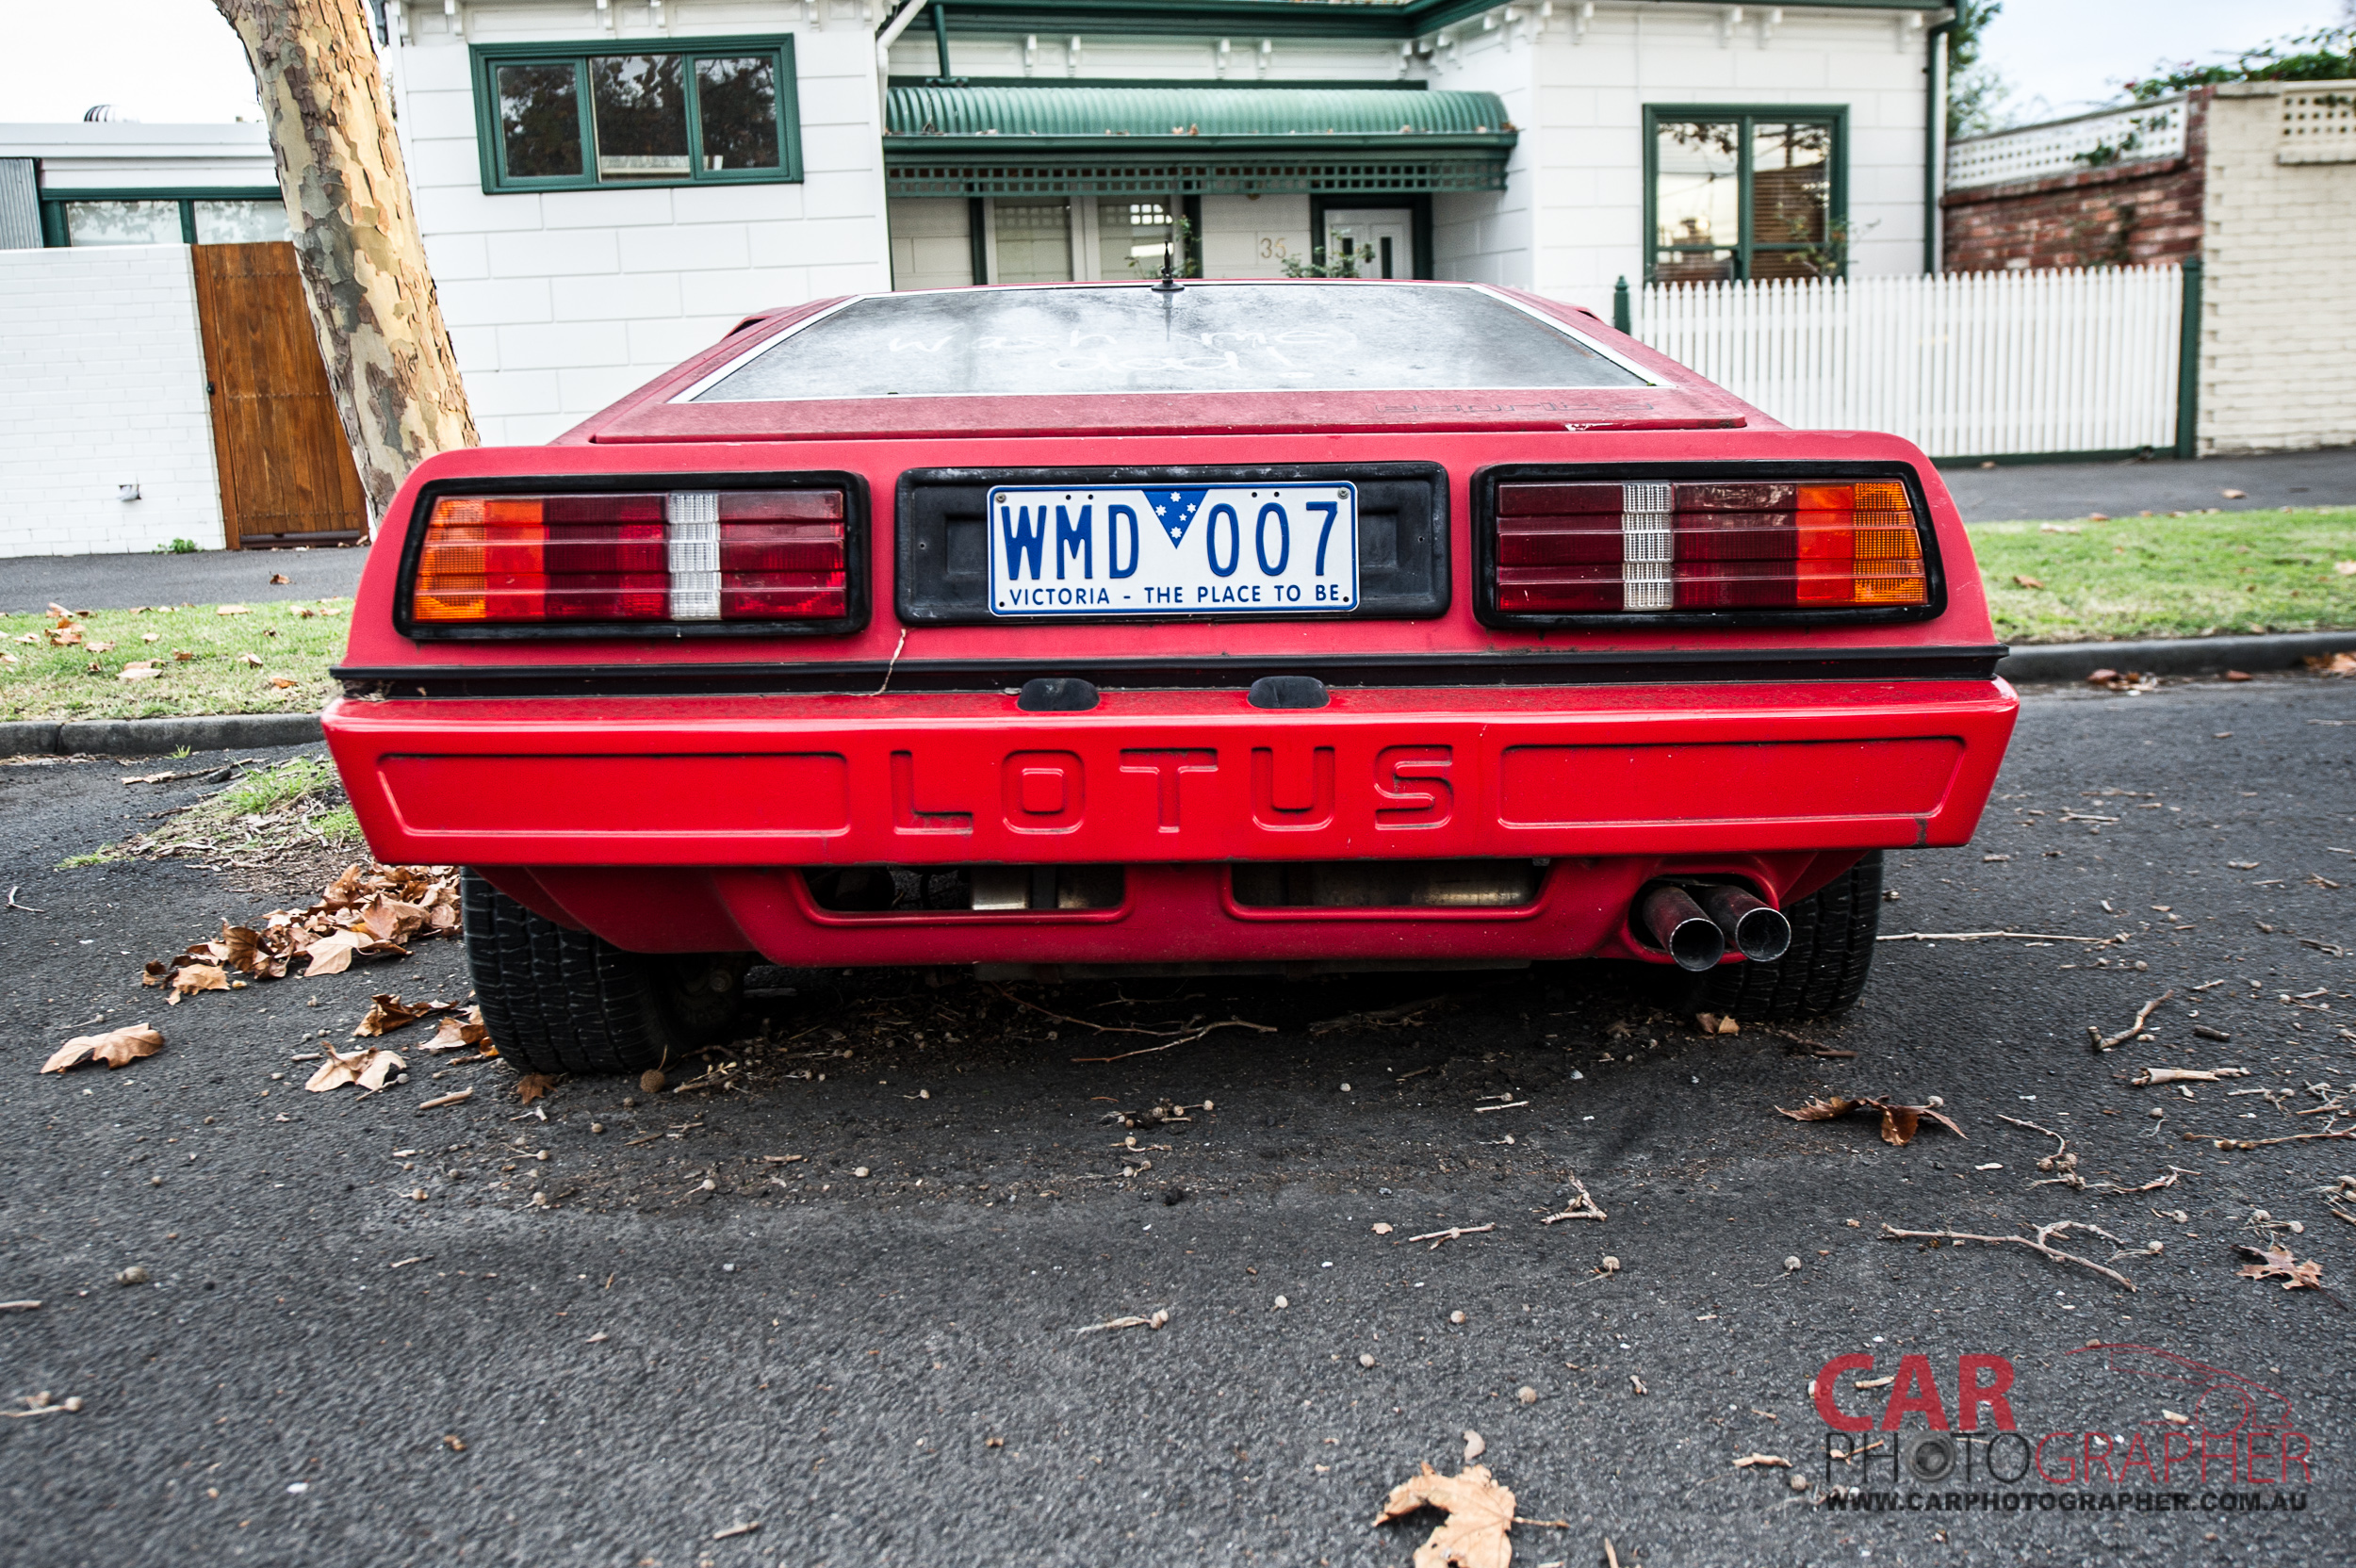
(986, 482, 1359, 617)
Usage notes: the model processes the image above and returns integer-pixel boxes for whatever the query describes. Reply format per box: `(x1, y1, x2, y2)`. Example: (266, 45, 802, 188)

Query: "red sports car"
(325, 280, 2017, 1076)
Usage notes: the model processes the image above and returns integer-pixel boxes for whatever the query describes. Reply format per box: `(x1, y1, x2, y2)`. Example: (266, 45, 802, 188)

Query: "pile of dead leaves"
(144, 864, 460, 1003)
(1778, 1094, 1965, 1147)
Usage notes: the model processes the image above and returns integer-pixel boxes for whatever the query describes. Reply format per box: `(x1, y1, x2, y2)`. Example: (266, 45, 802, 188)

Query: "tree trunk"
(211, 0, 475, 524)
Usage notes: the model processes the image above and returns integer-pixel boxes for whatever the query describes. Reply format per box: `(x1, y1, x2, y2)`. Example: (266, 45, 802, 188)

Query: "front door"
(190, 241, 369, 549)
(1323, 207, 1412, 279)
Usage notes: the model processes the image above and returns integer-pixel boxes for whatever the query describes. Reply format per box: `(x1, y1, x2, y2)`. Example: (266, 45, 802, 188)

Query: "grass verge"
(1, 598, 348, 723)
(1971, 507, 2356, 645)
(60, 754, 364, 872)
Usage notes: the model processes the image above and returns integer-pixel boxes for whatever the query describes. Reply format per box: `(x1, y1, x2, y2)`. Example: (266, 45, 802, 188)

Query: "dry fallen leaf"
(354, 992, 446, 1037)
(2012, 574, 2044, 590)
(424, 1006, 492, 1053)
(268, 573, 290, 584)
(42, 1024, 164, 1073)
(267, 676, 298, 690)
(217, 604, 250, 616)
(2234, 1245, 2328, 1293)
(167, 963, 230, 1004)
(1373, 1462, 1516, 1568)
(236, 652, 263, 668)
(516, 1073, 559, 1105)
(304, 1045, 404, 1093)
(2303, 652, 2356, 677)
(1776, 1095, 1964, 1147)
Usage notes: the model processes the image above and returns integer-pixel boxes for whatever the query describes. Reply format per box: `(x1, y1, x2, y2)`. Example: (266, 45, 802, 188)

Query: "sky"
(0, 0, 2346, 126)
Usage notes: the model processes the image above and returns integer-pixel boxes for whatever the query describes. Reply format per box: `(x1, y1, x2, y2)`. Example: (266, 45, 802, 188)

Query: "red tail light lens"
(1493, 480, 1928, 615)
(412, 489, 848, 627)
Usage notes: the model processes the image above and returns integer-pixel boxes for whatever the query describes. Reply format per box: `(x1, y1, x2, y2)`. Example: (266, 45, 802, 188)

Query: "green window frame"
(38, 187, 286, 248)
(470, 35, 802, 193)
(1643, 105, 1847, 284)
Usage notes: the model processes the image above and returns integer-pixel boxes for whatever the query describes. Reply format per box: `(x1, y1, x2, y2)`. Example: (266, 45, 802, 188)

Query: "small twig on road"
(1538, 1172, 1607, 1224)
(1878, 930, 2123, 944)
(1074, 1307, 1170, 1334)
(1404, 1223, 1494, 1250)
(2089, 991, 2176, 1052)
(5, 886, 43, 914)
(1307, 996, 1451, 1035)
(1880, 1220, 2136, 1291)
(2183, 1129, 2356, 1151)
(416, 1087, 473, 1110)
(1473, 1100, 1529, 1114)
(1069, 1019, 1273, 1064)
(1998, 1114, 2068, 1150)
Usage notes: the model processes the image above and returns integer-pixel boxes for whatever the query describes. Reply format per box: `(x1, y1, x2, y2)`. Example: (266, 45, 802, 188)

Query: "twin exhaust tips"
(1636, 883, 1793, 972)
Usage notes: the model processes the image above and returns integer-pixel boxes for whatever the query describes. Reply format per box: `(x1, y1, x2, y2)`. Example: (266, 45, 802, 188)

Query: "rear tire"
(1687, 851, 1884, 1021)
(462, 870, 746, 1076)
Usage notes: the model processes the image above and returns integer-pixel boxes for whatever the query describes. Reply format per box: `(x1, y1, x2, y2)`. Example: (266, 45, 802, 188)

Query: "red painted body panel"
(323, 284, 2020, 972)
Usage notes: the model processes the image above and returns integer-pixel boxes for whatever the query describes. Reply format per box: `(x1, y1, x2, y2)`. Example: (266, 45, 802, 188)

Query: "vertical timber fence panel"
(1632, 266, 2183, 461)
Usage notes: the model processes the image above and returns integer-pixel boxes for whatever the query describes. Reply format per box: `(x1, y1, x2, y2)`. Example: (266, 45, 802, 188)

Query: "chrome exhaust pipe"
(1637, 883, 1726, 972)
(1697, 884, 1792, 964)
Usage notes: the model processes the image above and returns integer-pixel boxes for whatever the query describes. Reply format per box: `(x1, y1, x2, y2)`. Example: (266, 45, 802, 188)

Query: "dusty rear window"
(683, 282, 1650, 402)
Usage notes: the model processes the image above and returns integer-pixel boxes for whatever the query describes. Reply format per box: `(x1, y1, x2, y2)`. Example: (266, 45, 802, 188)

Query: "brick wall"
(0, 244, 223, 558)
(2200, 82, 2356, 454)
(1942, 93, 2208, 272)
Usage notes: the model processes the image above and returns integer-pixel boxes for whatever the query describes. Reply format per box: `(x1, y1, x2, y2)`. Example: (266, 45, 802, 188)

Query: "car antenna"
(1152, 210, 1185, 293)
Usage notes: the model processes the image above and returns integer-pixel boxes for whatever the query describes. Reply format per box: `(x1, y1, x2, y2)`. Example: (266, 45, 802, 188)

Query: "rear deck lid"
(584, 281, 1758, 442)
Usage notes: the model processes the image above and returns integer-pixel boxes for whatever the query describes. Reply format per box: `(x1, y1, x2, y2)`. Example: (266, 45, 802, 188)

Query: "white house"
(384, 0, 1954, 444)
(3, 0, 1955, 550)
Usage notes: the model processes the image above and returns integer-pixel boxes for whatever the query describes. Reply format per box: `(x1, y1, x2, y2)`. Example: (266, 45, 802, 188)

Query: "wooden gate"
(191, 241, 368, 549)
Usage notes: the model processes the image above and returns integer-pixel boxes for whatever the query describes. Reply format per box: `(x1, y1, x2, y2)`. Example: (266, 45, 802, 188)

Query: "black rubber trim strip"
(390, 469, 874, 642)
(1471, 460, 1949, 630)
(333, 645, 2006, 699)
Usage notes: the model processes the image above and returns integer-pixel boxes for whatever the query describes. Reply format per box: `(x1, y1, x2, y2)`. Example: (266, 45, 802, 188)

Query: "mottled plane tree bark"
(212, 0, 475, 520)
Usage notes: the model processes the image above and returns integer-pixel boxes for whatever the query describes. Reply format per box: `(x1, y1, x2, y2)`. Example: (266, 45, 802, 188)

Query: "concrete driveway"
(2, 673, 2351, 1567)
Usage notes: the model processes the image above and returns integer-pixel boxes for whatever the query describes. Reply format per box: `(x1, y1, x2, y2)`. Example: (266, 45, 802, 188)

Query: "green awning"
(882, 85, 1514, 197)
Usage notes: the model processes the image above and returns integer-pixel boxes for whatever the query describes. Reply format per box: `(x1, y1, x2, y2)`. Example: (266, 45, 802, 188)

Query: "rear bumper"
(322, 678, 2016, 965)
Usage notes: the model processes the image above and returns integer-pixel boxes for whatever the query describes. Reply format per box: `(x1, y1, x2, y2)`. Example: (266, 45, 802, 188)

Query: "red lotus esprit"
(324, 280, 2018, 1076)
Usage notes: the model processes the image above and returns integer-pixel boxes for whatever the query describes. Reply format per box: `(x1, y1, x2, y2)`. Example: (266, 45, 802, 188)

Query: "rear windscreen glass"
(684, 283, 1649, 401)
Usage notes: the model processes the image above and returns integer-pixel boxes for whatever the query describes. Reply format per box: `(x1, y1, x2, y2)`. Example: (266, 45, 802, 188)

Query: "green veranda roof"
(883, 85, 1515, 197)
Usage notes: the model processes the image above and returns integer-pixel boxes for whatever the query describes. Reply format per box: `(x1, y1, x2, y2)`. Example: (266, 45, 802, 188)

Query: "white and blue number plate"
(987, 482, 1358, 617)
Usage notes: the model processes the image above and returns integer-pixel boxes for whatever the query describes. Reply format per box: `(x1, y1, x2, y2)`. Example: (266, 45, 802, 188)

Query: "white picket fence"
(1632, 266, 2184, 460)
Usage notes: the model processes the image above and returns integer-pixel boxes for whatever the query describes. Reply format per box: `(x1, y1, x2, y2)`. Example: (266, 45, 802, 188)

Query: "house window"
(473, 36, 800, 192)
(42, 189, 288, 247)
(992, 199, 1072, 284)
(1645, 106, 1844, 283)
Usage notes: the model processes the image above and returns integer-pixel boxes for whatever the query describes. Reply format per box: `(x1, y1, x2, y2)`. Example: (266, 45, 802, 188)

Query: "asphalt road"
(1938, 447, 2356, 524)
(3, 675, 2352, 1568)
(0, 543, 368, 616)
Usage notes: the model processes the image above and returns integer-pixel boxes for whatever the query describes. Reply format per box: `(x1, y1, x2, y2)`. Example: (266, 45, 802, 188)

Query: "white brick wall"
(390, 4, 894, 445)
(2199, 83, 2356, 455)
(0, 244, 223, 558)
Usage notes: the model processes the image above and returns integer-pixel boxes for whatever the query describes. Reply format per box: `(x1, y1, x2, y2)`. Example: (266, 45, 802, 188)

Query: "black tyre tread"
(462, 871, 684, 1077)
(1697, 851, 1882, 1021)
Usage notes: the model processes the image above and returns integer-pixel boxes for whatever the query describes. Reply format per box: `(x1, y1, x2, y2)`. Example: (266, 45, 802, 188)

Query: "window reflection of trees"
(695, 57, 780, 171)
(498, 64, 583, 179)
(592, 54, 691, 180)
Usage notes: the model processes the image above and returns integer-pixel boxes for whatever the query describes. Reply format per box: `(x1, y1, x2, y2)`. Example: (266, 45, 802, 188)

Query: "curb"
(2, 629, 2350, 752)
(1996, 629, 2356, 682)
(0, 711, 324, 759)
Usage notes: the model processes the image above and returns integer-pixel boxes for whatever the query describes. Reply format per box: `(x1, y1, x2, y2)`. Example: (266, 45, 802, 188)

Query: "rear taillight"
(1493, 480, 1929, 614)
(411, 489, 848, 626)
